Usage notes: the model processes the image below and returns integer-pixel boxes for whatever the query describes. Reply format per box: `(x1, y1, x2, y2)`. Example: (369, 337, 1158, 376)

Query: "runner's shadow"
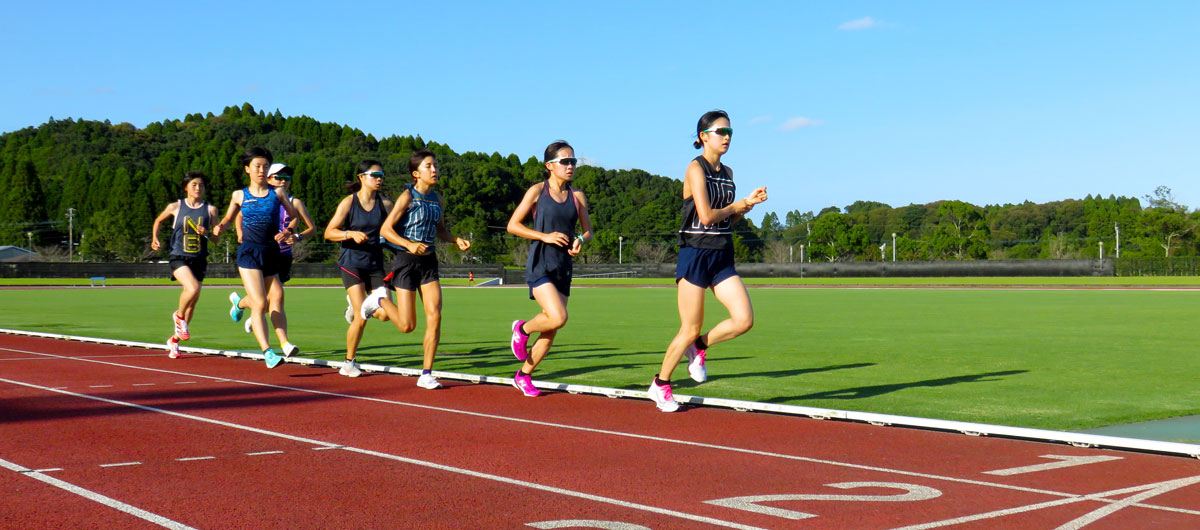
(768, 370, 1029, 402)
(709, 363, 875, 382)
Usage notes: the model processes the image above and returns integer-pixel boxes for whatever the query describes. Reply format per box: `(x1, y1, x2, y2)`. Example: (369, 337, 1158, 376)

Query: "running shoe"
(167, 336, 181, 359)
(416, 373, 443, 390)
(512, 371, 540, 397)
(360, 287, 386, 320)
(282, 342, 299, 358)
(264, 348, 283, 369)
(228, 292, 244, 322)
(244, 315, 253, 334)
(510, 320, 530, 361)
(173, 311, 189, 341)
(339, 359, 362, 378)
(684, 343, 707, 383)
(648, 378, 679, 412)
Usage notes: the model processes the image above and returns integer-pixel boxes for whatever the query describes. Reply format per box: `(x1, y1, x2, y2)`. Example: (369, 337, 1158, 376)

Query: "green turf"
(2, 284, 1198, 431)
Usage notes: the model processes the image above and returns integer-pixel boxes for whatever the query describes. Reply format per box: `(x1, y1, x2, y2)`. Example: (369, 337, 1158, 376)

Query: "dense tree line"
(0, 103, 1193, 264)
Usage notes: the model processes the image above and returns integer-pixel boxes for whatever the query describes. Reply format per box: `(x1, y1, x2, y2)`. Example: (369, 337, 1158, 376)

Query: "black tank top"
(170, 199, 210, 258)
(338, 192, 386, 270)
(678, 156, 735, 250)
(525, 181, 578, 282)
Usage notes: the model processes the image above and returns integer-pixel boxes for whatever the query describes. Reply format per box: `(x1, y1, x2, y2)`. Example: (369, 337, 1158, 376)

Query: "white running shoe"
(648, 378, 680, 412)
(344, 295, 353, 324)
(360, 287, 386, 320)
(244, 315, 253, 334)
(339, 360, 362, 378)
(684, 343, 707, 383)
(167, 337, 181, 359)
(282, 342, 299, 358)
(416, 373, 443, 389)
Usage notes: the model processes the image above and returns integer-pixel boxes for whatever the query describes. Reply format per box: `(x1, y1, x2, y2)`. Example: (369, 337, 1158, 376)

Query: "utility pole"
(1114, 223, 1120, 258)
(67, 208, 76, 261)
(618, 236, 624, 264)
(892, 233, 897, 262)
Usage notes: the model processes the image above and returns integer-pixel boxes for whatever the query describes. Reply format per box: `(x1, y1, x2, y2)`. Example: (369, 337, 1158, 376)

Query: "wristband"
(575, 235, 585, 243)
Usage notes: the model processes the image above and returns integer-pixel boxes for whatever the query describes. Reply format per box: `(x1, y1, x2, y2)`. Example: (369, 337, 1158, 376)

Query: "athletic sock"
(519, 323, 530, 336)
(422, 369, 431, 376)
(694, 337, 708, 350)
(654, 376, 670, 387)
(518, 369, 532, 377)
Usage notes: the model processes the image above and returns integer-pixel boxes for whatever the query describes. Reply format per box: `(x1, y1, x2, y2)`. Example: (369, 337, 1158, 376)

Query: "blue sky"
(3, 1, 1197, 225)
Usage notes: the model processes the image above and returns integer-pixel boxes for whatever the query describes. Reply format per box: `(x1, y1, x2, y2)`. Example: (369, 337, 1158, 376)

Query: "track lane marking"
(0, 456, 196, 530)
(0, 376, 768, 530)
(4, 346, 1200, 520)
(98, 462, 141, 468)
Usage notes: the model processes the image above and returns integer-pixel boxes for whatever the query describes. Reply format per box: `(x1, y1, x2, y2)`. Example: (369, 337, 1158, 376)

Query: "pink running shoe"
(167, 336, 181, 359)
(684, 343, 707, 383)
(173, 312, 190, 341)
(510, 320, 530, 361)
(648, 378, 679, 412)
(512, 371, 540, 397)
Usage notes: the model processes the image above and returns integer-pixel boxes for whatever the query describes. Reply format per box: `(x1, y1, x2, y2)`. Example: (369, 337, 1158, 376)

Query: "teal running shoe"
(264, 348, 283, 369)
(229, 292, 244, 322)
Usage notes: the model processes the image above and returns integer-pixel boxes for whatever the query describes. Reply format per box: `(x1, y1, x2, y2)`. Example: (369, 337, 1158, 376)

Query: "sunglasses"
(360, 171, 385, 179)
(548, 157, 578, 167)
(270, 174, 292, 181)
(702, 127, 733, 138)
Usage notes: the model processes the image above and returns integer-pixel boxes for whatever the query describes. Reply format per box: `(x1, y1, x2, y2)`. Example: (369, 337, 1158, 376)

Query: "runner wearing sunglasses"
(649, 110, 768, 412)
(506, 140, 594, 397)
(323, 160, 393, 377)
(370, 149, 472, 390)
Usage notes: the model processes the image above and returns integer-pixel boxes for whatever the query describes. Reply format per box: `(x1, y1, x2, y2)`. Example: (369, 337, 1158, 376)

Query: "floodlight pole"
(67, 208, 75, 261)
(892, 233, 897, 262)
(1099, 241, 1104, 258)
(27, 232, 33, 250)
(800, 244, 805, 264)
(618, 236, 624, 264)
(1114, 223, 1120, 258)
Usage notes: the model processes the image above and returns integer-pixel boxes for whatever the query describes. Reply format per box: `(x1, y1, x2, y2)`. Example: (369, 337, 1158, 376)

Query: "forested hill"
(0, 103, 1193, 263)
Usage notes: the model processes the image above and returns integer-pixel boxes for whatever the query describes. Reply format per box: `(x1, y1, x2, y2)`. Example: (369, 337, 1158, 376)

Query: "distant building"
(0, 246, 36, 262)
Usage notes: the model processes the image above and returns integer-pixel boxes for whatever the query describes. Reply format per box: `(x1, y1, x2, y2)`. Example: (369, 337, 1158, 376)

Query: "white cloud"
(780, 117, 822, 130)
(749, 116, 772, 124)
(838, 16, 887, 30)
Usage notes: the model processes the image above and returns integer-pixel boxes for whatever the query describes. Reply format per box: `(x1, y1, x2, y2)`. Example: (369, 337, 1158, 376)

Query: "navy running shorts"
(676, 247, 737, 288)
(341, 265, 384, 291)
(236, 242, 280, 277)
(528, 273, 571, 300)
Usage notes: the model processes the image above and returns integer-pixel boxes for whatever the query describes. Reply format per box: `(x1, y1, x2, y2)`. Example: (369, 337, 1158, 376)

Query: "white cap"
(267, 162, 292, 178)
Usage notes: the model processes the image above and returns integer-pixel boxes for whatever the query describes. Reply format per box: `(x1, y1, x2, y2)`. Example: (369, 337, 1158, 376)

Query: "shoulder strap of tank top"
(532, 181, 580, 221)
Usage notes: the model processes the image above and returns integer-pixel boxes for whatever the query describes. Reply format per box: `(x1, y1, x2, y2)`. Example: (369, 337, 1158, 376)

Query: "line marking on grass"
(0, 456, 196, 530)
(1, 348, 1198, 519)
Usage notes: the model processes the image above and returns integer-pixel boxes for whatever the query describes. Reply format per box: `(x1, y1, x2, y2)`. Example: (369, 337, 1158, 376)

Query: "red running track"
(2, 333, 1199, 529)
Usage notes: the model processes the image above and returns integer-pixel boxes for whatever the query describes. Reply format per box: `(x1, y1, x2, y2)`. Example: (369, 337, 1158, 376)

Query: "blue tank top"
(678, 156, 735, 251)
(170, 199, 210, 258)
(397, 184, 441, 246)
(525, 181, 578, 282)
(338, 192, 386, 270)
(240, 187, 281, 246)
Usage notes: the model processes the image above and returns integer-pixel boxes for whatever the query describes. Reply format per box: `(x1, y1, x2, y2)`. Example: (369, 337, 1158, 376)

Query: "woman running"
(649, 110, 768, 412)
(212, 146, 299, 369)
(506, 140, 593, 397)
(151, 170, 219, 359)
(323, 160, 392, 378)
(373, 149, 471, 389)
(237, 162, 316, 358)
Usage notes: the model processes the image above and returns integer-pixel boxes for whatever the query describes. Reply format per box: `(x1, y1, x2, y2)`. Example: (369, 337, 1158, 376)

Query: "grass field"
(2, 281, 1198, 431)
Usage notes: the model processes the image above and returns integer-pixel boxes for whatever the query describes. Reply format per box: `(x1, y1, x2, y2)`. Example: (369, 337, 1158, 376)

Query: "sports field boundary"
(4, 327, 1199, 460)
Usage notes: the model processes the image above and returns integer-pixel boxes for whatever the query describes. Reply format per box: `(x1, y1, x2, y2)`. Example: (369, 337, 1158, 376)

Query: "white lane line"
(984, 455, 1124, 476)
(133, 383, 156, 386)
(312, 446, 343, 450)
(99, 462, 142, 468)
(0, 457, 196, 530)
(0, 354, 163, 361)
(0, 376, 768, 530)
(4, 347, 1199, 518)
(89, 385, 113, 388)
(175, 456, 215, 462)
(30, 468, 63, 473)
(173, 381, 196, 385)
(245, 451, 283, 456)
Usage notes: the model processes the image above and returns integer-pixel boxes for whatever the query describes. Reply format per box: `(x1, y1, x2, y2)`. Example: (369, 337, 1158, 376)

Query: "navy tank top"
(339, 192, 386, 270)
(525, 181, 578, 283)
(170, 199, 210, 258)
(678, 156, 735, 251)
(397, 184, 441, 246)
(240, 187, 281, 246)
